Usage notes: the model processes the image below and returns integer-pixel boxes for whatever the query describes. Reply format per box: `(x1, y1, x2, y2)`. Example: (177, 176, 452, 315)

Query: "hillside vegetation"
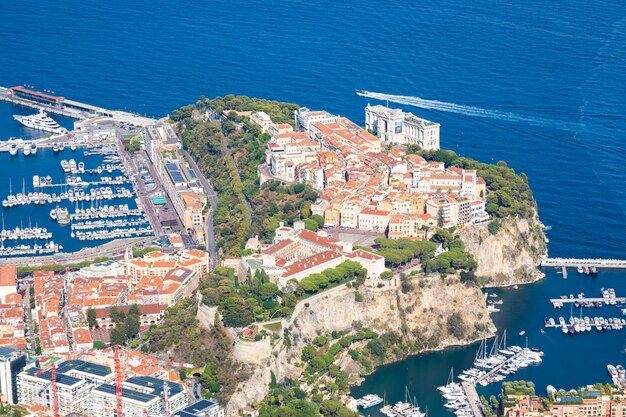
(175, 96, 320, 255)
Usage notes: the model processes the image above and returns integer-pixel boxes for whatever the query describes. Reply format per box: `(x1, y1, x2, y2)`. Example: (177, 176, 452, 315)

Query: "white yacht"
(9, 143, 18, 156)
(14, 110, 68, 134)
(30, 142, 37, 155)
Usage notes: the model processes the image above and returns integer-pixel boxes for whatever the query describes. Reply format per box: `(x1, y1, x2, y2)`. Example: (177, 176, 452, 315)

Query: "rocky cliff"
(459, 215, 547, 287)
(226, 275, 495, 415)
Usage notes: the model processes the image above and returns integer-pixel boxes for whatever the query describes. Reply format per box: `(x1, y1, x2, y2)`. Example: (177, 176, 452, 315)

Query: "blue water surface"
(1, 0, 625, 414)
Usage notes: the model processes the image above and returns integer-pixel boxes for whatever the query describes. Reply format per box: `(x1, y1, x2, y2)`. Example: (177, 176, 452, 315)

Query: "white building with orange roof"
(358, 208, 391, 232)
(388, 213, 424, 240)
(241, 221, 387, 288)
(73, 328, 93, 351)
(249, 111, 273, 132)
(269, 123, 294, 136)
(295, 107, 338, 133)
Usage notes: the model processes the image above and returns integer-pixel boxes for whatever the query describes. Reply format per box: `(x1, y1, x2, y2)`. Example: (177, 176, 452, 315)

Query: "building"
(295, 107, 338, 133)
(241, 222, 385, 288)
(175, 399, 225, 417)
(18, 363, 101, 415)
(90, 376, 187, 417)
(365, 104, 440, 150)
(17, 359, 187, 417)
(153, 149, 207, 239)
(9, 86, 64, 106)
(0, 265, 17, 303)
(0, 347, 27, 405)
(357, 209, 391, 232)
(249, 111, 274, 133)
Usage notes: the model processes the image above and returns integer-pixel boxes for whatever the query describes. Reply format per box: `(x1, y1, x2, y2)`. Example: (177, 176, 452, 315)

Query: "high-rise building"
(0, 347, 27, 405)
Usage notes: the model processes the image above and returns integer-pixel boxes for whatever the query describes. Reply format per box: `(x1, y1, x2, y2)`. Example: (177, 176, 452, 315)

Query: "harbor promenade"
(541, 258, 626, 268)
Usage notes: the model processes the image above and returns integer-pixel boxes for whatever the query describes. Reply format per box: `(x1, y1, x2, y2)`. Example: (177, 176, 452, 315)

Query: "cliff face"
(226, 276, 495, 415)
(459, 215, 547, 287)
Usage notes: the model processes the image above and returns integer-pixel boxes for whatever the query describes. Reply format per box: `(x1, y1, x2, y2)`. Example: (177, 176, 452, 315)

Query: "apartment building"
(0, 347, 27, 405)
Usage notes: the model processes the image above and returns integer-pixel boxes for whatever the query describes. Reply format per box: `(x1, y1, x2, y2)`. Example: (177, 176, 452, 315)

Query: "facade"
(0, 347, 27, 405)
(365, 104, 440, 150)
(357, 209, 391, 232)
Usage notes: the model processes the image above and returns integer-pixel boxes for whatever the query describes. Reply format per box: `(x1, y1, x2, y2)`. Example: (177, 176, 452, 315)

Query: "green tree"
(93, 340, 106, 349)
(110, 306, 125, 323)
(221, 296, 256, 327)
(124, 314, 140, 340)
(259, 282, 279, 299)
(110, 326, 126, 346)
(87, 308, 98, 328)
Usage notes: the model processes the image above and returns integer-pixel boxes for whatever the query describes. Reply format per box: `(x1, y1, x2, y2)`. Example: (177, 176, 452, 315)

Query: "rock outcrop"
(459, 215, 547, 287)
(226, 275, 495, 415)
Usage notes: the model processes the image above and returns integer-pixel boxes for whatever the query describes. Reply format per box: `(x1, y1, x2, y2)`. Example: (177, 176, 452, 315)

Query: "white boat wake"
(357, 90, 583, 132)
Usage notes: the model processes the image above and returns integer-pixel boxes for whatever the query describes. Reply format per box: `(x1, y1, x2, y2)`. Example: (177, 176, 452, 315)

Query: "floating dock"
(541, 258, 626, 269)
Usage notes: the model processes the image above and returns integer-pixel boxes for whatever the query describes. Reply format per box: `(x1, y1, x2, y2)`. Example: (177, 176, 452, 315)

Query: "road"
(181, 149, 218, 268)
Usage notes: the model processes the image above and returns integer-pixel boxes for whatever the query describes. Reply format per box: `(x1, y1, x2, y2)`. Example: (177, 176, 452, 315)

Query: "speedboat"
(9, 143, 18, 156)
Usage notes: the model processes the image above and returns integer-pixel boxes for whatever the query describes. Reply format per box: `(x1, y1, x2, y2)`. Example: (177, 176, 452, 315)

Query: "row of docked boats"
(576, 265, 598, 275)
(437, 372, 472, 416)
(70, 203, 145, 220)
(73, 226, 152, 241)
(0, 225, 52, 241)
(3, 186, 134, 209)
(70, 218, 150, 231)
(546, 315, 625, 333)
(379, 388, 426, 417)
(60, 159, 84, 174)
(52, 141, 76, 152)
(0, 240, 63, 256)
(9, 142, 37, 156)
(608, 364, 626, 388)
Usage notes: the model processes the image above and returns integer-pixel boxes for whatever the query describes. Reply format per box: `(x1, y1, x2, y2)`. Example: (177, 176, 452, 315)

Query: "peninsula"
(0, 91, 547, 417)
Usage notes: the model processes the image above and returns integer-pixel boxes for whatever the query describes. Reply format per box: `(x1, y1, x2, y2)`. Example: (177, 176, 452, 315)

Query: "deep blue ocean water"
(1, 0, 625, 414)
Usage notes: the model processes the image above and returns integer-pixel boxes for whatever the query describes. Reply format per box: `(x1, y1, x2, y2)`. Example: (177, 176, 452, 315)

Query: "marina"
(0, 145, 153, 257)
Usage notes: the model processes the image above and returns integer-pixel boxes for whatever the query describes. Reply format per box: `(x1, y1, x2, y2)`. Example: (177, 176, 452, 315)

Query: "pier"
(550, 296, 625, 304)
(0, 85, 157, 126)
(541, 258, 626, 269)
(462, 382, 484, 417)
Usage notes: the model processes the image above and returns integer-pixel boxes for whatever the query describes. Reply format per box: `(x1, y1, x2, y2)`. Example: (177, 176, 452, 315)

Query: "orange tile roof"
(0, 266, 16, 287)
(283, 251, 343, 278)
(263, 238, 294, 255)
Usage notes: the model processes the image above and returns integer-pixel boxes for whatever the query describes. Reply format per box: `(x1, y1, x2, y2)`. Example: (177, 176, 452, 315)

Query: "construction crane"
(114, 344, 124, 417)
(34, 362, 59, 417)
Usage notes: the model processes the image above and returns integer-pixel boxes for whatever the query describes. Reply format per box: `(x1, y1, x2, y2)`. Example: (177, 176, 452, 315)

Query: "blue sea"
(1, 0, 625, 414)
